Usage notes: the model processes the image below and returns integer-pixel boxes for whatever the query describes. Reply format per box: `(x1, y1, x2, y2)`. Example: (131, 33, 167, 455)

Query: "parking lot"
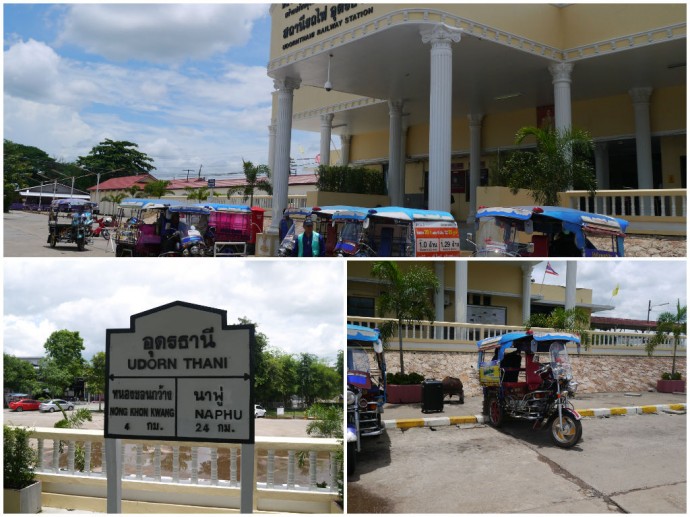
(4, 403, 311, 437)
(347, 412, 686, 514)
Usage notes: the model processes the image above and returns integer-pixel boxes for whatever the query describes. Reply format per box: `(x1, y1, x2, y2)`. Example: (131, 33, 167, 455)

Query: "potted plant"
(3, 425, 41, 513)
(646, 300, 686, 394)
(386, 372, 425, 404)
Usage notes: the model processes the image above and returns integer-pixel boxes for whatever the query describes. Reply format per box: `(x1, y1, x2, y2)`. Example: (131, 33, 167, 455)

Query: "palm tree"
(125, 185, 143, 198)
(525, 306, 591, 353)
(500, 126, 597, 206)
(371, 261, 439, 376)
(143, 180, 172, 198)
(226, 159, 272, 207)
(185, 186, 210, 202)
(646, 299, 687, 376)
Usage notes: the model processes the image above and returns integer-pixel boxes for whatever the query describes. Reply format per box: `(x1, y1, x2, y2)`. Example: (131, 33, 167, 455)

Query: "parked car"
(39, 399, 75, 412)
(9, 399, 41, 412)
(254, 404, 267, 418)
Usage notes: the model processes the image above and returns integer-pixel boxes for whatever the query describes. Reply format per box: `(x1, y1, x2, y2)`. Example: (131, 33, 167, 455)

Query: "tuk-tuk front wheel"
(76, 238, 85, 251)
(347, 441, 357, 476)
(549, 413, 582, 448)
(488, 396, 504, 428)
(49, 233, 57, 248)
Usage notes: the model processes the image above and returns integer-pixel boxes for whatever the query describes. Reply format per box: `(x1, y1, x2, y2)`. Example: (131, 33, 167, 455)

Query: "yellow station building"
(266, 4, 686, 236)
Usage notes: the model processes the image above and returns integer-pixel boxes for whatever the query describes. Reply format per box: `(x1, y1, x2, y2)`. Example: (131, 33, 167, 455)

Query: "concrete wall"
(383, 351, 687, 397)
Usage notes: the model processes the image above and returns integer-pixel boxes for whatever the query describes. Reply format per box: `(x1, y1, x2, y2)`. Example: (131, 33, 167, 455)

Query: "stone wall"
(383, 351, 687, 397)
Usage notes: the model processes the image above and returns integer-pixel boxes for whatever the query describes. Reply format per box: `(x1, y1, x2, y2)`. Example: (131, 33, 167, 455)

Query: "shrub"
(3, 425, 37, 490)
(386, 372, 425, 385)
(316, 165, 386, 194)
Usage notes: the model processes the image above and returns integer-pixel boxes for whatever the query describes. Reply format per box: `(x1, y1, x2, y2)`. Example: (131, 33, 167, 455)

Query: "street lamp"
(647, 300, 670, 322)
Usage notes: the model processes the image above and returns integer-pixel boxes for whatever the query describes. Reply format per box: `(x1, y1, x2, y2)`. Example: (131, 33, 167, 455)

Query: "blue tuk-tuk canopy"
(197, 203, 251, 213)
(318, 206, 369, 221)
(477, 331, 581, 361)
(476, 206, 629, 233)
(347, 324, 380, 343)
(51, 198, 97, 209)
(368, 206, 456, 222)
(119, 198, 183, 209)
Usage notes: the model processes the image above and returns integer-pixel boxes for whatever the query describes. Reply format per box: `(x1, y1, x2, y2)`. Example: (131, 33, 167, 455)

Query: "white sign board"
(105, 301, 254, 443)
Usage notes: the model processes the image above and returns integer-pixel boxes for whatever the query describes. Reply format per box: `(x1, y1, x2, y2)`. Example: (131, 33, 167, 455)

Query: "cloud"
(56, 4, 269, 64)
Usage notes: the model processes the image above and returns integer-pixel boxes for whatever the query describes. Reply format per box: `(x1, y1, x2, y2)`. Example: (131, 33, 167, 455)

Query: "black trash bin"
(422, 379, 444, 413)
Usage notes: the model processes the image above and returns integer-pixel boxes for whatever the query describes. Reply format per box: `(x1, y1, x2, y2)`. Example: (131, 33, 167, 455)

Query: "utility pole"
(183, 169, 194, 181)
(198, 164, 203, 180)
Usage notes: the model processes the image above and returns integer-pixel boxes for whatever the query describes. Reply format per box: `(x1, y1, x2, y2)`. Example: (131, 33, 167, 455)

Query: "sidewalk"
(382, 391, 687, 429)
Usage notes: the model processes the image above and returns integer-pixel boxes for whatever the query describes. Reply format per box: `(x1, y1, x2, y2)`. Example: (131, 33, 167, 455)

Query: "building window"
(347, 296, 375, 317)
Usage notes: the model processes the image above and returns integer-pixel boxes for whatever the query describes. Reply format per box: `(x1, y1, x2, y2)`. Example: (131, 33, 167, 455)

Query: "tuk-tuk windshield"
(340, 221, 363, 242)
(549, 341, 574, 380)
(348, 347, 371, 374)
(476, 217, 519, 255)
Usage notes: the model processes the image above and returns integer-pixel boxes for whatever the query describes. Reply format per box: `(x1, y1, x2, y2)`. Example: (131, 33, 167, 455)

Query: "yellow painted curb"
(669, 404, 686, 411)
(449, 415, 479, 425)
(640, 405, 659, 414)
(578, 409, 595, 417)
(396, 419, 425, 429)
(609, 407, 628, 415)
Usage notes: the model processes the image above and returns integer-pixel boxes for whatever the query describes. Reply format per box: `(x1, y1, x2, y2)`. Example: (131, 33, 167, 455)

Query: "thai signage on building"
(105, 301, 255, 443)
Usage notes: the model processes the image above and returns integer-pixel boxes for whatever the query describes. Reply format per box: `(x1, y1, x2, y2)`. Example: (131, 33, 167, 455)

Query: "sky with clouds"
(3, 4, 320, 180)
(532, 259, 687, 321)
(3, 260, 345, 363)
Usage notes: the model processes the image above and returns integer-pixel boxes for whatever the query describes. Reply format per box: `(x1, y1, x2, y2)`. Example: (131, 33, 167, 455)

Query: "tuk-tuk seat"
(531, 235, 549, 256)
(525, 354, 543, 390)
(378, 227, 394, 256)
(138, 224, 160, 245)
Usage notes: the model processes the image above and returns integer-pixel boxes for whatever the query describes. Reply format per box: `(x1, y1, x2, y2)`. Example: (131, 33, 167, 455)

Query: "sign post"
(105, 301, 255, 512)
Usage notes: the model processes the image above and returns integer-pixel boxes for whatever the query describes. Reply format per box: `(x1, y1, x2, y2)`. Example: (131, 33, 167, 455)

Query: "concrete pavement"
(382, 391, 687, 429)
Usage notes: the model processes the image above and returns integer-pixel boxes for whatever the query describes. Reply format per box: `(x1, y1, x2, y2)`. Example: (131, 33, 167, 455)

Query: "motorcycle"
(92, 216, 113, 240)
(477, 330, 583, 448)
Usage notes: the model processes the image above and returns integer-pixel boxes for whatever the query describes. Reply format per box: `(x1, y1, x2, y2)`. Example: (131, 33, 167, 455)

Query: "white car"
(254, 404, 267, 418)
(39, 399, 75, 412)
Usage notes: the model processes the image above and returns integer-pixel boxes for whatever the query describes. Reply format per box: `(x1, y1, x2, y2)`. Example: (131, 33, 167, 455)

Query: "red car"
(9, 399, 41, 412)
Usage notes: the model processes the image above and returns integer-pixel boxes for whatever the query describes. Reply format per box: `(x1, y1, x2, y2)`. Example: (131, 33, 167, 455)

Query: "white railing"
(564, 188, 687, 235)
(348, 316, 686, 356)
(26, 427, 341, 513)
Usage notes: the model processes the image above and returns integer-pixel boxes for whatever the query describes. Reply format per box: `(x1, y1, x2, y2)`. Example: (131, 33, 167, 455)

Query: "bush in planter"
(662, 372, 682, 381)
(387, 372, 425, 385)
(3, 425, 37, 490)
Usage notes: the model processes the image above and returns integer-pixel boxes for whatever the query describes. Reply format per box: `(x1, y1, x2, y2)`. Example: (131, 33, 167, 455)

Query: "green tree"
(101, 192, 128, 205)
(237, 318, 269, 403)
(39, 330, 86, 397)
(371, 261, 439, 375)
(646, 299, 687, 376)
(226, 159, 272, 206)
(3, 354, 38, 394)
(185, 186, 210, 202)
(499, 126, 597, 206)
(84, 352, 106, 411)
(143, 180, 172, 198)
(3, 140, 58, 211)
(76, 139, 155, 178)
(275, 352, 300, 408)
(525, 306, 591, 353)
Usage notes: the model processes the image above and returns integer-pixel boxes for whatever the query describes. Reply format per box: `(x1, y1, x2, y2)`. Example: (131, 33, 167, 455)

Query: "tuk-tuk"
(477, 330, 582, 448)
(197, 203, 265, 256)
(336, 206, 461, 257)
(113, 198, 181, 256)
(312, 205, 369, 256)
(47, 198, 98, 251)
(472, 206, 628, 257)
(347, 324, 386, 476)
(276, 206, 313, 256)
(161, 205, 213, 256)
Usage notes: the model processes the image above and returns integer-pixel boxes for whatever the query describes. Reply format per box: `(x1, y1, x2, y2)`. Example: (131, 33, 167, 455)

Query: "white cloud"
(56, 4, 269, 63)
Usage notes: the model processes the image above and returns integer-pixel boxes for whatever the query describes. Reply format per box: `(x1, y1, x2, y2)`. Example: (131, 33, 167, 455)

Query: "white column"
(399, 120, 409, 205)
(594, 142, 609, 190)
(319, 113, 334, 167)
(468, 113, 484, 222)
(435, 262, 445, 323)
(522, 264, 535, 324)
(565, 261, 577, 310)
(269, 77, 300, 234)
(267, 122, 277, 177)
(548, 62, 574, 134)
(455, 261, 468, 340)
(388, 100, 404, 206)
(422, 24, 462, 212)
(629, 87, 654, 189)
(340, 134, 351, 166)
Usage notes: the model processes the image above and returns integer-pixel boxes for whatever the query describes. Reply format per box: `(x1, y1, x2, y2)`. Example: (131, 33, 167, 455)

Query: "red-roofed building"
(88, 174, 158, 214)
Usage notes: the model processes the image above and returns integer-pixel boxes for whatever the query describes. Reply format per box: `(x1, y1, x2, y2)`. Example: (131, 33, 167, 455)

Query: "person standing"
(279, 208, 293, 242)
(292, 217, 325, 257)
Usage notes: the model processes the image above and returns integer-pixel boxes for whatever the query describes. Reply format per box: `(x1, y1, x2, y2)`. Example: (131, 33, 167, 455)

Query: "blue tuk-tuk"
(47, 198, 98, 251)
(472, 206, 628, 257)
(335, 206, 461, 257)
(347, 324, 386, 475)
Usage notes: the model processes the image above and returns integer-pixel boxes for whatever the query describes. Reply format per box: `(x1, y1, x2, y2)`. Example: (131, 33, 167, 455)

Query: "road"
(4, 405, 311, 438)
(348, 412, 686, 513)
(4, 211, 114, 257)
